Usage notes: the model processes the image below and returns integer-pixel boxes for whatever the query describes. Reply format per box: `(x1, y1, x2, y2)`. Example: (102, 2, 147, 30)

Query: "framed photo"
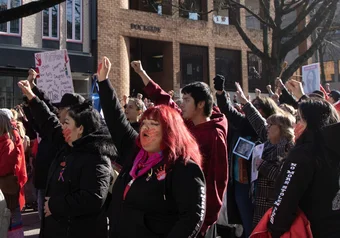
(233, 137, 256, 160)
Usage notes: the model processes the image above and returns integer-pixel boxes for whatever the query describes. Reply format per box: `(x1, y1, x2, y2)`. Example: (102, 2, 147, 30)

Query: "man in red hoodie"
(131, 61, 229, 235)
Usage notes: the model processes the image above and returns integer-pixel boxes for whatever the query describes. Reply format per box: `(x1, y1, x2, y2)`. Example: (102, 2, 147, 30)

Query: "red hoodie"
(144, 80, 229, 233)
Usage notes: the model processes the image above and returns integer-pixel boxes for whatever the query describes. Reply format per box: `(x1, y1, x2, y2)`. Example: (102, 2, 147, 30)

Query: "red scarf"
(123, 149, 163, 200)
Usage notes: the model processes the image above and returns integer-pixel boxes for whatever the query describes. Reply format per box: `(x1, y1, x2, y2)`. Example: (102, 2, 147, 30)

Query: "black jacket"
(25, 86, 60, 189)
(98, 79, 206, 238)
(269, 124, 340, 238)
(28, 97, 115, 238)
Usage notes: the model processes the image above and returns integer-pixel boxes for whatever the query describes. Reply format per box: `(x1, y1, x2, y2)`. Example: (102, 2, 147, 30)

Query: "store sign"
(130, 23, 161, 33)
(35, 49, 74, 103)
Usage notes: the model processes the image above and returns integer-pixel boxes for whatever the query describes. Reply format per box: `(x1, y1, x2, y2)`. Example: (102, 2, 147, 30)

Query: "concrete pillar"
(119, 0, 128, 9)
(59, 1, 67, 49)
(335, 60, 339, 82)
(241, 49, 249, 93)
(208, 45, 215, 89)
(21, 0, 42, 48)
(173, 41, 181, 95)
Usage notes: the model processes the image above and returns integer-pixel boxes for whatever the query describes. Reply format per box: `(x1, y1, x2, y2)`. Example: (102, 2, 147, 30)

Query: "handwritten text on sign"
(35, 50, 74, 103)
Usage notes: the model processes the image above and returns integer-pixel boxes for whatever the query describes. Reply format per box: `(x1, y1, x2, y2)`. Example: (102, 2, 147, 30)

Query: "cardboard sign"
(35, 50, 74, 103)
(302, 63, 320, 94)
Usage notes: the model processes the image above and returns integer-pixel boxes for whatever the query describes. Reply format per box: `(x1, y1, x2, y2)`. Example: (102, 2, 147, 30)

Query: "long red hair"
(137, 105, 202, 169)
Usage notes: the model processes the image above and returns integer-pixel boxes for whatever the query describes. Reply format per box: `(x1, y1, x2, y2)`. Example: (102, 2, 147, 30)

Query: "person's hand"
(44, 197, 52, 217)
(131, 61, 145, 75)
(286, 79, 305, 100)
(266, 85, 271, 91)
(275, 77, 284, 89)
(255, 88, 261, 97)
(213, 74, 225, 91)
(168, 90, 175, 98)
(18, 80, 36, 100)
(97, 57, 111, 82)
(235, 82, 248, 105)
(325, 83, 331, 93)
(27, 69, 37, 86)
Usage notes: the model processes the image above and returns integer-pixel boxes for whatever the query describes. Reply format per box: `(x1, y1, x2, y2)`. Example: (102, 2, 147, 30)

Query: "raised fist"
(213, 74, 225, 91)
(131, 61, 144, 74)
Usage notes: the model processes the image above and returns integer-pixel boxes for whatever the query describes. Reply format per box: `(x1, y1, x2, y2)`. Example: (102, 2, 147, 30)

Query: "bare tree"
(223, 0, 339, 83)
(0, 0, 66, 24)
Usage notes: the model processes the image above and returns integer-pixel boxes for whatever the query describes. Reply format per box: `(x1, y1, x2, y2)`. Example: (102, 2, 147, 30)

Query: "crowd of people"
(0, 56, 340, 238)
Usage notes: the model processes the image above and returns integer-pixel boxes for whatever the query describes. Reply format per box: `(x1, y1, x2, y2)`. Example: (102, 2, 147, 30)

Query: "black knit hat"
(57, 93, 85, 108)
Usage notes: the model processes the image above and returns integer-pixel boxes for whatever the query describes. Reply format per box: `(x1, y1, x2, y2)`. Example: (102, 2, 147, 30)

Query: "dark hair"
(310, 90, 325, 99)
(299, 98, 339, 132)
(181, 82, 213, 117)
(252, 96, 284, 119)
(67, 100, 102, 137)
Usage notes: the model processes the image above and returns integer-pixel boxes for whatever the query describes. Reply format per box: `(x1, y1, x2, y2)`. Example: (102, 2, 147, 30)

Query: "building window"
(43, 5, 59, 39)
(213, 0, 239, 26)
(0, 0, 21, 35)
(247, 53, 264, 91)
(67, 0, 82, 41)
(179, 0, 208, 21)
(129, 0, 172, 15)
(323, 61, 335, 82)
(215, 48, 242, 91)
(245, 0, 260, 30)
(180, 44, 209, 87)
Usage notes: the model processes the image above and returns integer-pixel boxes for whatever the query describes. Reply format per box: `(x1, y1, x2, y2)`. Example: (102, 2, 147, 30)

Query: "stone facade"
(97, 0, 264, 98)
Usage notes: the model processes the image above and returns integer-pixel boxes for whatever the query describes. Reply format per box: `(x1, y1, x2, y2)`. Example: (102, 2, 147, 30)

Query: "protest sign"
(302, 63, 320, 94)
(35, 49, 74, 103)
(251, 143, 264, 182)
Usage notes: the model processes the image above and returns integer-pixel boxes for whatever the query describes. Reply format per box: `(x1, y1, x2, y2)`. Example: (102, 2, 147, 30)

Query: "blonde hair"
(11, 109, 18, 120)
(267, 113, 295, 142)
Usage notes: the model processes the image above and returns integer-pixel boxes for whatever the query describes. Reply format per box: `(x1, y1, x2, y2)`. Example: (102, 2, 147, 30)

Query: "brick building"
(97, 0, 264, 99)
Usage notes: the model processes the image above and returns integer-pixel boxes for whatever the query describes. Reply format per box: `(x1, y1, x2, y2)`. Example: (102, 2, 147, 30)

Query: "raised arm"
(27, 69, 58, 115)
(97, 57, 138, 161)
(18, 81, 64, 146)
(131, 61, 181, 112)
(235, 82, 268, 141)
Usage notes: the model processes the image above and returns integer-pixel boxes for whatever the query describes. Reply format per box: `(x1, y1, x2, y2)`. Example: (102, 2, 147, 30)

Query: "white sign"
(251, 143, 264, 182)
(35, 49, 74, 103)
(302, 63, 320, 94)
(213, 15, 229, 25)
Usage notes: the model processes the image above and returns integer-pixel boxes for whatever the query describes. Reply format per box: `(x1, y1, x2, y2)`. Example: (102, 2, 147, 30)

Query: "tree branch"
(281, 0, 334, 56)
(230, 10, 269, 60)
(227, 0, 276, 28)
(259, 0, 276, 28)
(0, 0, 66, 24)
(280, 0, 323, 37)
(282, 0, 307, 15)
(281, 1, 337, 81)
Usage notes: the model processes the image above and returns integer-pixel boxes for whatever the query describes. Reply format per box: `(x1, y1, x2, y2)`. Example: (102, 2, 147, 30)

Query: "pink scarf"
(129, 149, 163, 179)
(123, 149, 163, 200)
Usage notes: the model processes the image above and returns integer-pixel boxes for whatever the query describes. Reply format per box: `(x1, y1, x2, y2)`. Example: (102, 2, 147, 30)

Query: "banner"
(302, 63, 320, 94)
(35, 49, 74, 103)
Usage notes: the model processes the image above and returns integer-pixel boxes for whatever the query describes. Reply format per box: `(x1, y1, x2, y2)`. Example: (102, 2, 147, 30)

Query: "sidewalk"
(22, 209, 40, 238)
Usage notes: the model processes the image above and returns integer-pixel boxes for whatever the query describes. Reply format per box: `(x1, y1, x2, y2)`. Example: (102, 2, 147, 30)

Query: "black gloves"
(213, 74, 225, 91)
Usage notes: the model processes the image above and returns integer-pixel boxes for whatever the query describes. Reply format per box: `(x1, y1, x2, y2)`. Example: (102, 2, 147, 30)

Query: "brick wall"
(97, 0, 264, 98)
